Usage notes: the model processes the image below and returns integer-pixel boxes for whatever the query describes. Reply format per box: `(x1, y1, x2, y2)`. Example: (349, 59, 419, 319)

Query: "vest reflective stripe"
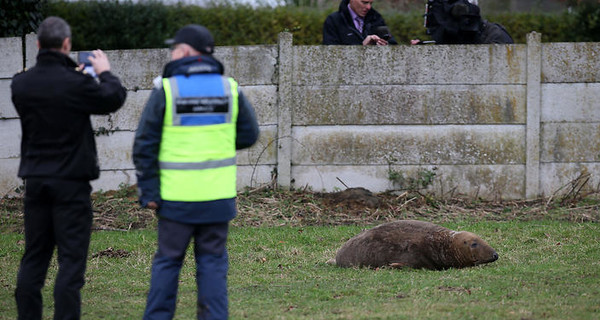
(159, 157, 236, 170)
(159, 74, 239, 202)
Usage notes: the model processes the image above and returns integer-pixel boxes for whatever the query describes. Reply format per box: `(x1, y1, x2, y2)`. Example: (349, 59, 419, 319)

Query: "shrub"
(46, 0, 170, 50)
(568, 0, 600, 42)
(0, 0, 45, 37)
(0, 0, 588, 50)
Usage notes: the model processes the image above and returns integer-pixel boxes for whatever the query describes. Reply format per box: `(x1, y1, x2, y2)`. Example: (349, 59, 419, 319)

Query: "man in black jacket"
(323, 0, 398, 45)
(413, 0, 513, 45)
(11, 16, 126, 319)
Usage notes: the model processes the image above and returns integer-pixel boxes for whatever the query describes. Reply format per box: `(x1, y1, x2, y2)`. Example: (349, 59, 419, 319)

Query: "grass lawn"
(1, 220, 599, 319)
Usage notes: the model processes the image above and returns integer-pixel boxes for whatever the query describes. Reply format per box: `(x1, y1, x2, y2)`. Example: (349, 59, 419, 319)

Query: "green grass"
(1, 221, 599, 319)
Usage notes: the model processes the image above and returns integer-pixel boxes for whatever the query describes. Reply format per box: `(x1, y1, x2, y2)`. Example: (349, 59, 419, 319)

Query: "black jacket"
(11, 49, 127, 181)
(479, 21, 513, 44)
(323, 0, 398, 45)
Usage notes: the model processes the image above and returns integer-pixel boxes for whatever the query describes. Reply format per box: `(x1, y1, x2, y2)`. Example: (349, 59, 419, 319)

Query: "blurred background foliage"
(1, 0, 600, 50)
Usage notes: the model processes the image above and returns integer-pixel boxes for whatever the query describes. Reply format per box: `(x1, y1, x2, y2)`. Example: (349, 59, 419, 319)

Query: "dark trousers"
(15, 178, 93, 320)
(144, 218, 229, 320)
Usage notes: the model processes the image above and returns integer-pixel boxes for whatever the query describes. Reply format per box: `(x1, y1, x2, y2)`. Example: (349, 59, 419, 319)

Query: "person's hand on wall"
(363, 35, 388, 46)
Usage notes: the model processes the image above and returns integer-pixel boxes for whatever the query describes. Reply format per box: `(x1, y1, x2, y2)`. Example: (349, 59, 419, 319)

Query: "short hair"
(37, 16, 71, 49)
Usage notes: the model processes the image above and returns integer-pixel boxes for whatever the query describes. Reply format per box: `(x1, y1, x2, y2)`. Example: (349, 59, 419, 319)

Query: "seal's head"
(452, 231, 499, 267)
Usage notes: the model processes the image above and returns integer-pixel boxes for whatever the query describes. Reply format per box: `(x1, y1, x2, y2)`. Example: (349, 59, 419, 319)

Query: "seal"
(329, 220, 498, 270)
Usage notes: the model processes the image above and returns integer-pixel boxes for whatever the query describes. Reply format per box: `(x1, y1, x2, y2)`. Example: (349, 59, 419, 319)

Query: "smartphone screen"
(77, 52, 96, 77)
(78, 51, 93, 66)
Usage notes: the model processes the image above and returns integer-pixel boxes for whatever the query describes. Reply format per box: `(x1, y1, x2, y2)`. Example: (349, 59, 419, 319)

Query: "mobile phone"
(77, 51, 96, 77)
(78, 51, 93, 66)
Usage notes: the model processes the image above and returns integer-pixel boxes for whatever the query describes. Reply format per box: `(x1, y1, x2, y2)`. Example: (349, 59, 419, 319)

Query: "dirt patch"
(91, 186, 157, 231)
(91, 247, 131, 258)
(321, 187, 381, 209)
(438, 286, 472, 294)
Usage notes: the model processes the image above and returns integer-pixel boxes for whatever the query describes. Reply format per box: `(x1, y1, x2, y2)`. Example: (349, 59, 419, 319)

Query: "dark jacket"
(11, 49, 127, 181)
(133, 54, 259, 224)
(323, 0, 398, 45)
(479, 21, 513, 44)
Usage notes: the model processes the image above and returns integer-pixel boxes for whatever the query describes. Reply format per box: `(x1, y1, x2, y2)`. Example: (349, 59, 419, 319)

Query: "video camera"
(375, 26, 391, 41)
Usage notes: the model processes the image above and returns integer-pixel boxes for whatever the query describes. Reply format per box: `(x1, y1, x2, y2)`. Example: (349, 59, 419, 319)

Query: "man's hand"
(363, 35, 388, 46)
(87, 49, 111, 75)
(146, 201, 159, 210)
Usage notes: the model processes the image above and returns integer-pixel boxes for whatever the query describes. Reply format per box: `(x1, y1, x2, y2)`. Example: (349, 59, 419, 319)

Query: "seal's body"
(331, 220, 498, 270)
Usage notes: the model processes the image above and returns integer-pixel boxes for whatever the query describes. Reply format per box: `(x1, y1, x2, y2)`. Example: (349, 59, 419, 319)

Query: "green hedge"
(9, 0, 595, 50)
(0, 0, 45, 38)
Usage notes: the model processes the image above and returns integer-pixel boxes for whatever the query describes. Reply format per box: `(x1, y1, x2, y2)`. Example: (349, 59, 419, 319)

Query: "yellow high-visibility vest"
(158, 73, 239, 202)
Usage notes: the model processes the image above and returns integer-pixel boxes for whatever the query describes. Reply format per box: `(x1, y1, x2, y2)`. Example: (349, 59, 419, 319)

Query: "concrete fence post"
(525, 32, 542, 199)
(25, 32, 37, 69)
(276, 32, 293, 189)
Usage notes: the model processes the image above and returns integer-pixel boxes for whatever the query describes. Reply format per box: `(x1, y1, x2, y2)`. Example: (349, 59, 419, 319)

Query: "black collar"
(36, 49, 77, 68)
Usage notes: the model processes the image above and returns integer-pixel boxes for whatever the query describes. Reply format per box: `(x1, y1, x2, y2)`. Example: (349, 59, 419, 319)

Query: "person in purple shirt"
(323, 0, 398, 45)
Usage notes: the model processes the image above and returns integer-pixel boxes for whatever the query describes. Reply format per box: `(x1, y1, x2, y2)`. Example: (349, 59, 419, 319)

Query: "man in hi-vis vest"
(133, 25, 259, 320)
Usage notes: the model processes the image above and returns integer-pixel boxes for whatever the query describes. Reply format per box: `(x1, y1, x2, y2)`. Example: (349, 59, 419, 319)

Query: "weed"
(388, 167, 438, 192)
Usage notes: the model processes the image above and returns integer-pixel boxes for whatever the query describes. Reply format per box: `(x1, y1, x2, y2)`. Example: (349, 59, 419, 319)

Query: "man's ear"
(183, 46, 193, 58)
(61, 37, 71, 54)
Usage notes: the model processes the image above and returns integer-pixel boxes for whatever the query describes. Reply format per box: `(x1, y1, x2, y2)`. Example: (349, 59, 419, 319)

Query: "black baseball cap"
(165, 24, 214, 55)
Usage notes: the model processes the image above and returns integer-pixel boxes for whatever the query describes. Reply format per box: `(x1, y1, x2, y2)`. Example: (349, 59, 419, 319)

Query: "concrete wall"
(1, 32, 598, 200)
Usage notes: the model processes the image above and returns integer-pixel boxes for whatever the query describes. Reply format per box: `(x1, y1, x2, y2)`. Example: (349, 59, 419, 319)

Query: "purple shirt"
(348, 4, 363, 33)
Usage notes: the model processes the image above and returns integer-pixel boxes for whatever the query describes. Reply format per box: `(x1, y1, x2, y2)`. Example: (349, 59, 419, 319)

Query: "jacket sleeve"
(133, 87, 164, 208)
(367, 12, 398, 45)
(236, 90, 259, 150)
(386, 34, 398, 45)
(480, 22, 514, 44)
(78, 71, 127, 114)
(323, 14, 343, 45)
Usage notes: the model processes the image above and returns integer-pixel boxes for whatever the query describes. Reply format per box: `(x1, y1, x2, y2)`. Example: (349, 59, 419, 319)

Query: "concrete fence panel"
(291, 125, 525, 165)
(542, 42, 600, 83)
(292, 84, 527, 125)
(0, 37, 22, 78)
(216, 46, 278, 86)
(1, 32, 599, 199)
(0, 80, 16, 118)
(403, 44, 527, 84)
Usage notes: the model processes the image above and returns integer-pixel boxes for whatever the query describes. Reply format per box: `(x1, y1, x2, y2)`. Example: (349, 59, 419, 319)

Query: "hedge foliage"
(4, 0, 600, 50)
(0, 0, 45, 38)
(43, 1, 333, 49)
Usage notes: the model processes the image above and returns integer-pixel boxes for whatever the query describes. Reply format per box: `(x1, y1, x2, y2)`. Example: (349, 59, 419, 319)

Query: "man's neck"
(347, 4, 363, 21)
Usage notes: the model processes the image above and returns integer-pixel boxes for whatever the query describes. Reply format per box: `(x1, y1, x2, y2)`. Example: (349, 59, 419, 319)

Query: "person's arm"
(236, 90, 259, 150)
(365, 12, 398, 45)
(482, 23, 514, 44)
(133, 88, 164, 209)
(79, 49, 127, 114)
(385, 26, 398, 45)
(323, 15, 342, 45)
